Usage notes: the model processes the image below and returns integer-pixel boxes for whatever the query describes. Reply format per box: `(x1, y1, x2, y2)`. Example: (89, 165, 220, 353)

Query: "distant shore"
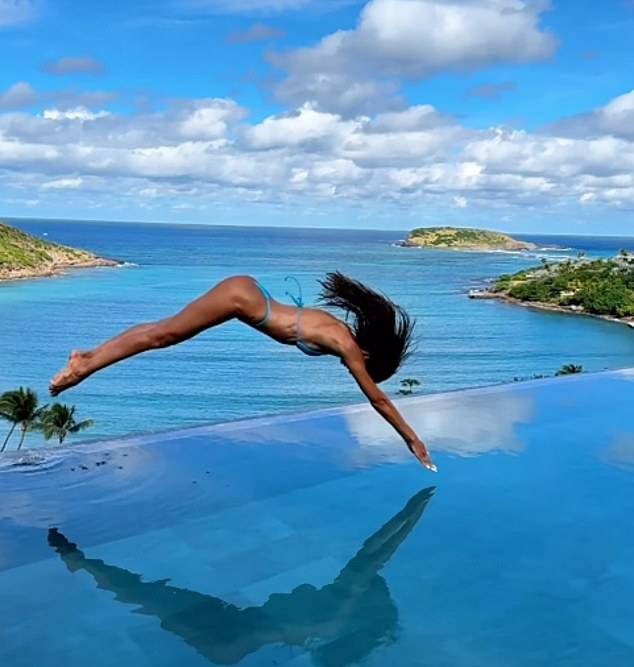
(0, 257, 122, 283)
(469, 289, 634, 329)
(0, 221, 123, 283)
(400, 226, 538, 252)
(400, 243, 539, 253)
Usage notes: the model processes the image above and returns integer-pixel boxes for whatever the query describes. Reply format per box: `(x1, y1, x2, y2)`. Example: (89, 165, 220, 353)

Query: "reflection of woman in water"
(48, 487, 435, 667)
(50, 272, 435, 471)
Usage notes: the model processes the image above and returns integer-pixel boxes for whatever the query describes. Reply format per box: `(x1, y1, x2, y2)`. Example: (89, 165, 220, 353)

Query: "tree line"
(495, 252, 634, 318)
(0, 387, 93, 452)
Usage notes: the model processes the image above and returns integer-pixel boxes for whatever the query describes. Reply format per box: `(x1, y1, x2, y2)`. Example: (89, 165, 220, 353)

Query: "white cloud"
(178, 99, 246, 140)
(42, 177, 84, 190)
(243, 103, 357, 150)
(0, 82, 37, 109)
(273, 72, 404, 117)
(547, 90, 634, 141)
(464, 129, 634, 184)
(366, 105, 455, 133)
(271, 0, 556, 114)
(0, 0, 35, 27)
(42, 106, 111, 121)
(139, 187, 161, 198)
(595, 90, 634, 139)
(3, 88, 634, 215)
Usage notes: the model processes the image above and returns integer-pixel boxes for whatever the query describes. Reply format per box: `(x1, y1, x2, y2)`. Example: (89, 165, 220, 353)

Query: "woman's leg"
(49, 276, 264, 395)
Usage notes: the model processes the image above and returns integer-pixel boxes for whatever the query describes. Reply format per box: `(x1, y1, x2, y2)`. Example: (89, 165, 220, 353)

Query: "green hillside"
(0, 222, 116, 280)
(404, 227, 535, 251)
(493, 254, 634, 319)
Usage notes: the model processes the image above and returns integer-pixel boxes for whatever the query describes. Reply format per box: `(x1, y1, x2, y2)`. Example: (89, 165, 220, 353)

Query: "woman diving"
(49, 272, 436, 472)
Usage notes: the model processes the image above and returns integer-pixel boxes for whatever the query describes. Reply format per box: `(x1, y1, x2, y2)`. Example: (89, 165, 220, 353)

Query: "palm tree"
(38, 403, 94, 445)
(555, 364, 583, 376)
(0, 393, 19, 452)
(398, 378, 421, 396)
(0, 387, 45, 452)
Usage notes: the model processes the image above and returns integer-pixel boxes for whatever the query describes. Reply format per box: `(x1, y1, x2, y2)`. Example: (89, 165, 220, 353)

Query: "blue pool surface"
(2, 371, 634, 666)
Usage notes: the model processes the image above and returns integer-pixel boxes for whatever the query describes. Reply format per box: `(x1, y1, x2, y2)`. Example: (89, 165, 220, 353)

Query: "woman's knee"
(223, 275, 257, 315)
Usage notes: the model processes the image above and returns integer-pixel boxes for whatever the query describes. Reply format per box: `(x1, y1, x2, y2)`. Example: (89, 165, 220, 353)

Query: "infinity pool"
(2, 371, 634, 666)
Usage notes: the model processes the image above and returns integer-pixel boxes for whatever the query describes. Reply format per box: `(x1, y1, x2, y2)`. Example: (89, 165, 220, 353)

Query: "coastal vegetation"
(398, 378, 421, 395)
(0, 387, 94, 452)
(555, 363, 584, 376)
(488, 253, 634, 322)
(0, 221, 119, 281)
(513, 364, 584, 382)
(402, 227, 536, 251)
(38, 403, 95, 446)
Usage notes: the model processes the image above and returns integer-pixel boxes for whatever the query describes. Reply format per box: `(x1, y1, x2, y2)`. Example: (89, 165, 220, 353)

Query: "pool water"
(2, 371, 634, 666)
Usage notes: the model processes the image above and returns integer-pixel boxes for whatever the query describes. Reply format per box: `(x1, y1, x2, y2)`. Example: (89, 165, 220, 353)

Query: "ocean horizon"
(2, 217, 634, 448)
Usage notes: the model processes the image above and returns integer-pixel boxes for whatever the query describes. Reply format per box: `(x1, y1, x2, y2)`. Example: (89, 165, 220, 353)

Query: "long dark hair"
(318, 271, 415, 383)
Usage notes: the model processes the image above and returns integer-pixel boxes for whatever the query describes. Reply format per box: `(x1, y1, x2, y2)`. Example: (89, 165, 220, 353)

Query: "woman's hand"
(408, 438, 437, 472)
(340, 342, 437, 473)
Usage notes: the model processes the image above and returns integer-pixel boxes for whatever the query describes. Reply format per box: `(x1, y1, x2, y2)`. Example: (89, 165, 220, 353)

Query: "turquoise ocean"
(2, 219, 634, 446)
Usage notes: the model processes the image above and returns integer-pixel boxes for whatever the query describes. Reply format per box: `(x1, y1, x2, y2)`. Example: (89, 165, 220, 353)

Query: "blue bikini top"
(284, 276, 327, 357)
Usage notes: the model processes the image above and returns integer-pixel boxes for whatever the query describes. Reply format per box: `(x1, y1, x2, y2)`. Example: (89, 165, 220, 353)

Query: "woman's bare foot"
(49, 351, 89, 396)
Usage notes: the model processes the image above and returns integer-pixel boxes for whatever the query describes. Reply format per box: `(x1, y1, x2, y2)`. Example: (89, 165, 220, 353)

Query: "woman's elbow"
(370, 396, 390, 412)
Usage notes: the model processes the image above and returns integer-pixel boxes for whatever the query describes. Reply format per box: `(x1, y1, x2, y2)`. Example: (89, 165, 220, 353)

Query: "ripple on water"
(1, 439, 208, 552)
(0, 450, 66, 475)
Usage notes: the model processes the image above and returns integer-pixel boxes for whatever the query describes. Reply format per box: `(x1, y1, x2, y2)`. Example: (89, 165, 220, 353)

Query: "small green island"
(0, 222, 120, 282)
(401, 226, 537, 251)
(471, 253, 634, 328)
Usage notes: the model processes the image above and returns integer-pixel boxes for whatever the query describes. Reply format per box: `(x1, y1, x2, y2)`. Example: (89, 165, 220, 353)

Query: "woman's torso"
(250, 291, 349, 356)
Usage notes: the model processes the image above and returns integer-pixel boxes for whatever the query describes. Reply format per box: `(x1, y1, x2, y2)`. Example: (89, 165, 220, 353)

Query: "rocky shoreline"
(469, 289, 634, 329)
(400, 240, 537, 252)
(0, 256, 123, 283)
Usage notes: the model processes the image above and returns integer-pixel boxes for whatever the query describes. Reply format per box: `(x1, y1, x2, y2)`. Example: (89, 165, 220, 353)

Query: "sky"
(1, 0, 634, 234)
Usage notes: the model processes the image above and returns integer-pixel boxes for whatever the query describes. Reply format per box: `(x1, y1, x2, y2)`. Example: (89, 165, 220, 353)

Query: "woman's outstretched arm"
(340, 345, 436, 472)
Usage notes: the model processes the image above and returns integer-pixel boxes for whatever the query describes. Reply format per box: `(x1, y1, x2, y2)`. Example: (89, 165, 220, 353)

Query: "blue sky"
(1, 0, 634, 233)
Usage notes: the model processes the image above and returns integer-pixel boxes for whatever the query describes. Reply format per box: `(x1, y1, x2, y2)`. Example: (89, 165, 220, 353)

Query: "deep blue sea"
(2, 218, 634, 447)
